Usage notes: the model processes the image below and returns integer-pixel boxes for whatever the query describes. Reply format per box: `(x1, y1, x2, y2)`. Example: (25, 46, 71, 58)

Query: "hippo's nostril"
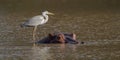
(81, 41, 84, 44)
(57, 37, 60, 39)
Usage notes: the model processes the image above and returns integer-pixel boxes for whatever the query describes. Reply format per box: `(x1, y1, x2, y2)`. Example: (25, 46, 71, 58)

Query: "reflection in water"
(0, 41, 119, 60)
(30, 44, 78, 60)
(31, 45, 51, 60)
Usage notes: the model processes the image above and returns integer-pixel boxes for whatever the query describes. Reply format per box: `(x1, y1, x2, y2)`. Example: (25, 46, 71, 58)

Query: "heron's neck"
(42, 14, 49, 22)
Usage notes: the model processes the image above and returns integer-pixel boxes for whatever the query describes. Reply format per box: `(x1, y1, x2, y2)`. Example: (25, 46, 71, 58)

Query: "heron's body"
(24, 15, 45, 26)
(21, 11, 54, 41)
(22, 13, 49, 27)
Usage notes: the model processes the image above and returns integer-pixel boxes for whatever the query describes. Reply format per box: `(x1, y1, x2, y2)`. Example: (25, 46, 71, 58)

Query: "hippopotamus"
(36, 32, 81, 44)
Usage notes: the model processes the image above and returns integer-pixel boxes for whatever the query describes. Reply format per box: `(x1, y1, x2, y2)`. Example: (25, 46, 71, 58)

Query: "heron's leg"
(33, 26, 37, 41)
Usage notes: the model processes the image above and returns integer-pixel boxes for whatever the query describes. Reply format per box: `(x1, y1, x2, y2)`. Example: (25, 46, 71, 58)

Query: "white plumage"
(22, 11, 54, 27)
(21, 11, 54, 41)
(24, 15, 45, 26)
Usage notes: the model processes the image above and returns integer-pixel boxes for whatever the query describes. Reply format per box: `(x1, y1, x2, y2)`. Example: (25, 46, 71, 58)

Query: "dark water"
(0, 0, 120, 60)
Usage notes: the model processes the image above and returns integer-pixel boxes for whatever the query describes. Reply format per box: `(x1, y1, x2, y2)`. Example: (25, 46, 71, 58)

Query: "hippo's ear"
(71, 33, 76, 40)
(48, 33, 54, 37)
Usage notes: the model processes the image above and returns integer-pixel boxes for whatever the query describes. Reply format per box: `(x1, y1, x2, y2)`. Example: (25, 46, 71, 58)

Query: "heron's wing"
(24, 15, 44, 26)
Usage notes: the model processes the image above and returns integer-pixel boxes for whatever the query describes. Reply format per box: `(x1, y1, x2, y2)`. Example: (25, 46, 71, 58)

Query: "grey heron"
(21, 11, 54, 41)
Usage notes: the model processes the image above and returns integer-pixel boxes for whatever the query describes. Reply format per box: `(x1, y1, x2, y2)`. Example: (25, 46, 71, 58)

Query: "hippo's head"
(48, 33, 65, 43)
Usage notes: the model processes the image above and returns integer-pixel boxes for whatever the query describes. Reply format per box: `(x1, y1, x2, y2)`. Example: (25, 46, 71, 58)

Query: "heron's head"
(42, 11, 54, 15)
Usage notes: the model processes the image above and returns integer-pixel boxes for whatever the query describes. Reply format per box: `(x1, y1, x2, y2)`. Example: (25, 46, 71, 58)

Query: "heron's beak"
(48, 12, 54, 15)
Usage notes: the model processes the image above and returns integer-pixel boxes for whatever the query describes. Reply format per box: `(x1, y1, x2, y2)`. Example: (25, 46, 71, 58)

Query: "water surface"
(0, 0, 120, 60)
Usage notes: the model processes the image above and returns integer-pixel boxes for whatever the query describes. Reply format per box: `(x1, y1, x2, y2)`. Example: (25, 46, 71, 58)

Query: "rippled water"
(0, 41, 120, 60)
(0, 0, 120, 60)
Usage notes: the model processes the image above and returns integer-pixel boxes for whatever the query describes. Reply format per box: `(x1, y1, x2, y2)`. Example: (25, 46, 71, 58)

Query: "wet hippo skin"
(36, 32, 80, 44)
